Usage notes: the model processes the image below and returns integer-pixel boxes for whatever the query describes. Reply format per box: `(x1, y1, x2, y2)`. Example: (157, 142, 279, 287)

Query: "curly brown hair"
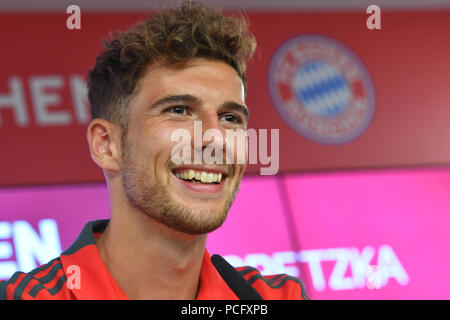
(87, 0, 257, 134)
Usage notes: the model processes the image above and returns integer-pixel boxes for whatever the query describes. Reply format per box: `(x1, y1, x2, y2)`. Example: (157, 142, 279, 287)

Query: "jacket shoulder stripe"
(0, 272, 25, 300)
(271, 275, 311, 300)
(29, 274, 67, 298)
(48, 275, 67, 296)
(237, 266, 310, 299)
(7, 271, 22, 286)
(29, 258, 59, 276)
(238, 267, 292, 287)
(11, 258, 61, 300)
(247, 273, 288, 287)
(29, 282, 46, 298)
(265, 274, 286, 284)
(237, 266, 259, 277)
(14, 274, 35, 300)
(0, 281, 8, 300)
(36, 263, 62, 285)
(247, 273, 311, 299)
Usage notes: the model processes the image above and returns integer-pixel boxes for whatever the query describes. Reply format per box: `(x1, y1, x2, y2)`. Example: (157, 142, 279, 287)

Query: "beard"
(120, 139, 241, 235)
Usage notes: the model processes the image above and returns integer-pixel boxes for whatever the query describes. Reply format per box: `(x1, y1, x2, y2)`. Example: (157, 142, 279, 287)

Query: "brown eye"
(166, 106, 189, 115)
(221, 114, 242, 124)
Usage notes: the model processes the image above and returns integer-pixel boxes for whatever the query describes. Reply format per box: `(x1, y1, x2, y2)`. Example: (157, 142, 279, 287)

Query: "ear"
(86, 119, 121, 172)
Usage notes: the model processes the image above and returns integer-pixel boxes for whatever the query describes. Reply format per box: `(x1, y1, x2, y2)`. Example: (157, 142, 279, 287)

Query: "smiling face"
(119, 58, 248, 234)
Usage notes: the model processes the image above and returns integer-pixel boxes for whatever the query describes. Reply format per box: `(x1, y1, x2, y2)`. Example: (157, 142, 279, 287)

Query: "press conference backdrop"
(1, 3, 450, 299)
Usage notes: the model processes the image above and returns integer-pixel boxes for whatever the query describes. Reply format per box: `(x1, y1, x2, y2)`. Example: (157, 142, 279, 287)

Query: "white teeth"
(175, 170, 224, 183)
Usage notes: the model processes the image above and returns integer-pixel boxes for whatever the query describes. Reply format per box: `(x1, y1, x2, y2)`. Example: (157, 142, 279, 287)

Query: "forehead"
(134, 58, 245, 107)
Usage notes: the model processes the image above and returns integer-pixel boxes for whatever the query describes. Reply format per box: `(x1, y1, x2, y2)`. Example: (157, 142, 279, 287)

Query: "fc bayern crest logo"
(268, 35, 375, 145)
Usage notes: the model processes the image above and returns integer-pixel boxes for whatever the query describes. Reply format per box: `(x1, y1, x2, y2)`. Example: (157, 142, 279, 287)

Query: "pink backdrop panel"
(0, 183, 110, 247)
(283, 168, 450, 299)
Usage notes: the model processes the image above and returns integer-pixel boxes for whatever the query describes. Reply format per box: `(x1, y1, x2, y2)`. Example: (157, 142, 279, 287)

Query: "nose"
(202, 109, 224, 141)
(191, 110, 226, 164)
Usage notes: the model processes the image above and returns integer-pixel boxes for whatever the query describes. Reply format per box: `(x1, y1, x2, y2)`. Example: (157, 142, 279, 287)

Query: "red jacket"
(0, 220, 309, 300)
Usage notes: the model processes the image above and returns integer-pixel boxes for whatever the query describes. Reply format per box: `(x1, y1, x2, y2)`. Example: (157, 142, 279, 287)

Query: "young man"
(0, 1, 309, 300)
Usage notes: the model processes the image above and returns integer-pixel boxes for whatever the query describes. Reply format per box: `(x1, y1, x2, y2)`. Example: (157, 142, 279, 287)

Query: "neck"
(96, 202, 207, 300)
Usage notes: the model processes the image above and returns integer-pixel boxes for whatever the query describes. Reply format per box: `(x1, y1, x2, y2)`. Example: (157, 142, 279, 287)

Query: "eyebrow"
(147, 94, 200, 111)
(147, 94, 249, 121)
(221, 101, 250, 122)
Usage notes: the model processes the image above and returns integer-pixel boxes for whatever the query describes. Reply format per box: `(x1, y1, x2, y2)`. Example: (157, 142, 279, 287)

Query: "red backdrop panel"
(1, 11, 450, 185)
